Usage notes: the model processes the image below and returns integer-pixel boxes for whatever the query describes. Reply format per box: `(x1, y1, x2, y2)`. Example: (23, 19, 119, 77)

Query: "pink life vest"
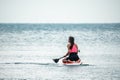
(69, 44, 78, 53)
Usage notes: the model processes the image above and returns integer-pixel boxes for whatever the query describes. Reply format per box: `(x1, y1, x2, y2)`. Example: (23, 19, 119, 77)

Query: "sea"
(0, 23, 120, 80)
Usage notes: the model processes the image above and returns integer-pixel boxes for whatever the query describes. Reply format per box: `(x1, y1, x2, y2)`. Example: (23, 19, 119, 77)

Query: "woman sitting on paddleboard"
(62, 36, 81, 63)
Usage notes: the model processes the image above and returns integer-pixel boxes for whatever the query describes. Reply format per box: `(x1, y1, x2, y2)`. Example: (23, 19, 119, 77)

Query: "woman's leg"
(62, 57, 68, 63)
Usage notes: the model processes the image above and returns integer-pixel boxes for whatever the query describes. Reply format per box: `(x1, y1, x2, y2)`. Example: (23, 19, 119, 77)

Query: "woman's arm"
(75, 44, 79, 53)
(64, 44, 70, 57)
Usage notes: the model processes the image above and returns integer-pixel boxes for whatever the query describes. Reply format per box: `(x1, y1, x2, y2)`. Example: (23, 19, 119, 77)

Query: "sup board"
(63, 63, 89, 66)
(63, 60, 82, 65)
(62, 61, 89, 66)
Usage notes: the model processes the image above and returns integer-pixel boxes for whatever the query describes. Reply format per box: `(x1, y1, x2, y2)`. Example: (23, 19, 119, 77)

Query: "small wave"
(0, 62, 50, 65)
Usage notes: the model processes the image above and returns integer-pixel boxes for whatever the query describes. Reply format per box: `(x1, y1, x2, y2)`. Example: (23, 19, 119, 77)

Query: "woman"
(62, 36, 81, 63)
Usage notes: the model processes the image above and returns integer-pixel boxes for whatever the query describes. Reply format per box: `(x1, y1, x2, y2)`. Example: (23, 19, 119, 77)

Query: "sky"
(0, 0, 120, 23)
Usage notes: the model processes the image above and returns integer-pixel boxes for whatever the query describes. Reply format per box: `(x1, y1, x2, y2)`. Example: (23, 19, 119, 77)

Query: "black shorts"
(66, 53, 80, 61)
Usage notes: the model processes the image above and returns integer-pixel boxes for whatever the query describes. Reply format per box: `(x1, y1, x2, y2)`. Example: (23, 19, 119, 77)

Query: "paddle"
(53, 56, 64, 63)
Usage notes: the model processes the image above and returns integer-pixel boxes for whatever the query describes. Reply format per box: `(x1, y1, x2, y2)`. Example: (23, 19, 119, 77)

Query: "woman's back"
(69, 44, 78, 53)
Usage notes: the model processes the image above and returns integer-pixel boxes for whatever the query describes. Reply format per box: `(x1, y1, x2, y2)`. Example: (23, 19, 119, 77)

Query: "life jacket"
(69, 44, 78, 53)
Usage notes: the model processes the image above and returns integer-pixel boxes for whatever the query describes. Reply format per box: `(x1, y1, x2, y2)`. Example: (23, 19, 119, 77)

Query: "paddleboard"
(63, 61, 82, 65)
(63, 63, 89, 66)
(62, 61, 89, 66)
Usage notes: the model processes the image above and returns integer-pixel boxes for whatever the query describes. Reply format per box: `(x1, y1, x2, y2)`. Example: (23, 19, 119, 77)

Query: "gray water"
(0, 23, 120, 80)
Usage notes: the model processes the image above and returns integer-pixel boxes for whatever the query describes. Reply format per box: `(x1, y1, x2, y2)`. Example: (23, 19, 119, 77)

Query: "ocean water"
(0, 23, 120, 80)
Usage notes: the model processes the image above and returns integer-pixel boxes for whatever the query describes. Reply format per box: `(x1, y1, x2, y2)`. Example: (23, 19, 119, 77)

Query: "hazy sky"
(0, 0, 120, 23)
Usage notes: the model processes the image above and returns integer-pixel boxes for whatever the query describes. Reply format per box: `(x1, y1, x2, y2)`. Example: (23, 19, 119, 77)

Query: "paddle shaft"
(53, 49, 80, 63)
(58, 56, 65, 59)
(57, 50, 80, 59)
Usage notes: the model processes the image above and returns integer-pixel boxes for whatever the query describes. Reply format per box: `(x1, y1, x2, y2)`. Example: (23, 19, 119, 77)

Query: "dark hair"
(69, 36, 74, 49)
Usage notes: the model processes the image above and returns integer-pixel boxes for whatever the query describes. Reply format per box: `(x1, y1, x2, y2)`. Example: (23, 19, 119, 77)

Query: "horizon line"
(0, 22, 120, 24)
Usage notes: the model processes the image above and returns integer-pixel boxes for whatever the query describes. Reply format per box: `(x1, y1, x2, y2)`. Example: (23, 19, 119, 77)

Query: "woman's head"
(68, 36, 74, 49)
(68, 36, 74, 44)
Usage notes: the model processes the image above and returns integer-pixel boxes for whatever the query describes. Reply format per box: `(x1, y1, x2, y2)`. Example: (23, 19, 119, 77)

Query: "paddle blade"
(53, 59, 59, 63)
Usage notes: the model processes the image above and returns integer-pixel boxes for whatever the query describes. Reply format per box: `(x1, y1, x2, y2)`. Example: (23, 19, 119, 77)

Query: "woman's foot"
(75, 59, 81, 63)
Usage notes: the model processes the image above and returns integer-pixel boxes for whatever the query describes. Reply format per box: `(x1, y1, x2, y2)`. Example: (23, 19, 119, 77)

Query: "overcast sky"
(0, 0, 120, 23)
